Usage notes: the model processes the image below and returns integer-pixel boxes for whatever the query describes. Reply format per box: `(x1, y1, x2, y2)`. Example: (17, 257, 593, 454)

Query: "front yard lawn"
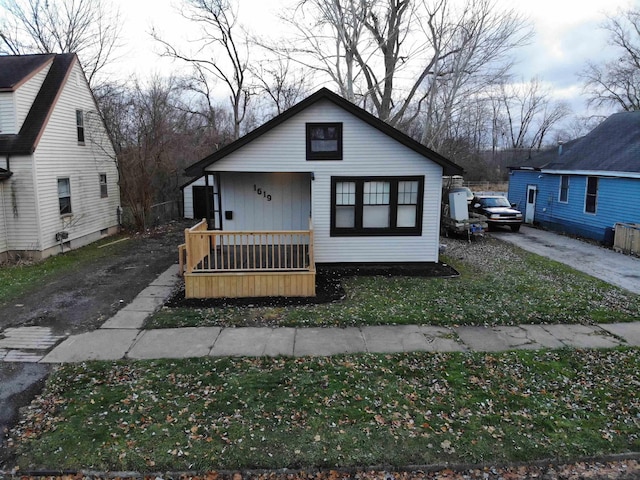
(146, 238, 640, 328)
(8, 348, 639, 472)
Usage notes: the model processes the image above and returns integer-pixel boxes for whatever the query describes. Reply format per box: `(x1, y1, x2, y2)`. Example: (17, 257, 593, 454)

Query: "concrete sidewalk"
(42, 321, 640, 363)
(493, 225, 640, 295)
(22, 227, 640, 364)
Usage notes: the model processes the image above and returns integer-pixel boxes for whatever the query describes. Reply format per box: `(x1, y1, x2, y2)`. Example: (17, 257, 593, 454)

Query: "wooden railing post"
(182, 219, 315, 274)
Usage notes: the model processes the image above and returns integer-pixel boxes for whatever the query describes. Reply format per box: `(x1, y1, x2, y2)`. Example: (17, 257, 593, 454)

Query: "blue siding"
(508, 170, 640, 242)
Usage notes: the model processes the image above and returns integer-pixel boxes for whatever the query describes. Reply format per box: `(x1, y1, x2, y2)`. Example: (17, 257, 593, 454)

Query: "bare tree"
(251, 57, 311, 116)
(581, 8, 640, 111)
(153, 0, 250, 140)
(0, 0, 121, 86)
(494, 77, 571, 151)
(95, 77, 233, 229)
(277, 0, 530, 129)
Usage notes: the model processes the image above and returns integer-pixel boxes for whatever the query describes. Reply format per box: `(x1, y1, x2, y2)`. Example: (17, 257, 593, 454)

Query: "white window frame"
(58, 177, 72, 216)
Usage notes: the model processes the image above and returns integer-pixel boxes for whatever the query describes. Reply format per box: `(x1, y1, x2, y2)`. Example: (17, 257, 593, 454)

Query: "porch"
(179, 219, 316, 299)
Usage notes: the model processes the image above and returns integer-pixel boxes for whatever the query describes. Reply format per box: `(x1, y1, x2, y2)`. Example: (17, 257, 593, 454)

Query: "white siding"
(204, 100, 444, 263)
(15, 62, 51, 131)
(32, 61, 120, 252)
(0, 155, 40, 251)
(0, 92, 16, 134)
(220, 172, 311, 231)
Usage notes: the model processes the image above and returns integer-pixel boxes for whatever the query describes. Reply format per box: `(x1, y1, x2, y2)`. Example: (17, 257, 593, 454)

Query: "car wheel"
(511, 224, 521, 232)
(487, 223, 497, 231)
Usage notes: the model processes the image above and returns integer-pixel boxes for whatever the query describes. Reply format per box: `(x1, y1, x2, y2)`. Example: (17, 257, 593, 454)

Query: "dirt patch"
(0, 221, 190, 336)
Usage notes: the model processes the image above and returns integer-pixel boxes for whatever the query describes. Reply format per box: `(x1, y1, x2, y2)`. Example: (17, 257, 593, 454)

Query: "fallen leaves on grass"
(6, 349, 640, 472)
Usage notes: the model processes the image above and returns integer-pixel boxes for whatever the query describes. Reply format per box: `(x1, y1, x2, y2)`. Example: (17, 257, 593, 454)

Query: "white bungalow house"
(181, 88, 463, 298)
(0, 53, 120, 261)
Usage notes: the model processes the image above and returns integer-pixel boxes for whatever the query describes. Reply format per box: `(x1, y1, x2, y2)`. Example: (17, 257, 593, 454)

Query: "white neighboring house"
(184, 88, 463, 265)
(0, 53, 120, 261)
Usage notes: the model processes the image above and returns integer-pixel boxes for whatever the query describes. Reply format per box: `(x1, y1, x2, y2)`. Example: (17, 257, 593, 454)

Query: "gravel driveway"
(0, 221, 190, 466)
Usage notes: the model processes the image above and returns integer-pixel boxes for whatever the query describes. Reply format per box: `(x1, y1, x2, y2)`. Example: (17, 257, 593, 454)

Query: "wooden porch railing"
(179, 218, 315, 275)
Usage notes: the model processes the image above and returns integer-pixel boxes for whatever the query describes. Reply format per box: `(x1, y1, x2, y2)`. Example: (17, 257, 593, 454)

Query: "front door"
(193, 186, 214, 221)
(525, 185, 537, 224)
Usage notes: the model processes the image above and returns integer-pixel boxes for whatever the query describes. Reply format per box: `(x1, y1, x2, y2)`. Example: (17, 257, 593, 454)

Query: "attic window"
(76, 110, 85, 143)
(306, 123, 342, 160)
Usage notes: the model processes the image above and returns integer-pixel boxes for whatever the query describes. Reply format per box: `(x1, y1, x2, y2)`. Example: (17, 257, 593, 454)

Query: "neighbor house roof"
(0, 53, 77, 155)
(185, 87, 463, 177)
(510, 111, 640, 174)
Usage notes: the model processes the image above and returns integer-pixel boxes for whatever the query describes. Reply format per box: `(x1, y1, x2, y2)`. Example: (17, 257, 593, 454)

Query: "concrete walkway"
(4, 226, 640, 364)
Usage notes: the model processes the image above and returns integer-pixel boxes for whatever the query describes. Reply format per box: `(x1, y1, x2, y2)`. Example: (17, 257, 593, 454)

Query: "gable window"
(585, 176, 598, 213)
(331, 176, 424, 236)
(99, 173, 108, 198)
(306, 123, 342, 160)
(58, 178, 72, 215)
(559, 175, 569, 203)
(76, 109, 85, 143)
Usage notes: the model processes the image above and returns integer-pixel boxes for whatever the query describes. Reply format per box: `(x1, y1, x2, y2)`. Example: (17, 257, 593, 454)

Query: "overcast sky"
(111, 0, 639, 118)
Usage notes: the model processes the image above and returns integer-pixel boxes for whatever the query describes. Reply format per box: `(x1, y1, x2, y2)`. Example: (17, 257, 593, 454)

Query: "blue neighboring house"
(507, 111, 640, 243)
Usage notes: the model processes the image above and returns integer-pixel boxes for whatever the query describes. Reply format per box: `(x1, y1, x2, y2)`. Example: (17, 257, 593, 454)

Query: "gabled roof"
(511, 111, 640, 174)
(0, 53, 77, 155)
(0, 53, 54, 91)
(185, 88, 463, 177)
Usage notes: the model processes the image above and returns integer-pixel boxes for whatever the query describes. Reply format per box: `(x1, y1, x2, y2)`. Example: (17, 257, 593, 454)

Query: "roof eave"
(185, 88, 463, 178)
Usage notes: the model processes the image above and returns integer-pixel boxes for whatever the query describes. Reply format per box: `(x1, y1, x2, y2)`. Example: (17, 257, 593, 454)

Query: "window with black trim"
(559, 175, 569, 203)
(58, 178, 72, 215)
(585, 176, 598, 213)
(76, 109, 85, 143)
(99, 173, 108, 198)
(331, 176, 424, 236)
(306, 123, 342, 160)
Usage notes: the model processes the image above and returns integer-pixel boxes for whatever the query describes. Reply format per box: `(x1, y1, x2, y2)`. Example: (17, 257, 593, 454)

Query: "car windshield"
(479, 197, 511, 207)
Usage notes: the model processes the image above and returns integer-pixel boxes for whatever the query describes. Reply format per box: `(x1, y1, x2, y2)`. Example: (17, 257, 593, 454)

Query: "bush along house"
(180, 88, 463, 298)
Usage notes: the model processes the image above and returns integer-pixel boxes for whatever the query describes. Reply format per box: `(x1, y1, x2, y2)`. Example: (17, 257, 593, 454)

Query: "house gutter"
(539, 169, 640, 179)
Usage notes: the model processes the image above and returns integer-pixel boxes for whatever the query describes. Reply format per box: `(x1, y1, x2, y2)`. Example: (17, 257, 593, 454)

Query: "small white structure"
(0, 53, 120, 261)
(184, 88, 462, 268)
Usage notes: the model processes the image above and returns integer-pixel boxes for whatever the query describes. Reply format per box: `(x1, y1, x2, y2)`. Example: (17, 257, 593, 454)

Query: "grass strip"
(8, 348, 640, 471)
(147, 240, 640, 328)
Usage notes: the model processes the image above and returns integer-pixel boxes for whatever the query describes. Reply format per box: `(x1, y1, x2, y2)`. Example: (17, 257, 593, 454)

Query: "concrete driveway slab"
(599, 323, 640, 346)
(210, 327, 295, 357)
(128, 327, 220, 359)
(0, 327, 65, 350)
(42, 329, 140, 363)
(294, 327, 365, 356)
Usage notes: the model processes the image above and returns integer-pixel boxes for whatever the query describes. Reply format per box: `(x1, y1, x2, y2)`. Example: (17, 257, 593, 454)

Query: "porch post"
(204, 173, 212, 229)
